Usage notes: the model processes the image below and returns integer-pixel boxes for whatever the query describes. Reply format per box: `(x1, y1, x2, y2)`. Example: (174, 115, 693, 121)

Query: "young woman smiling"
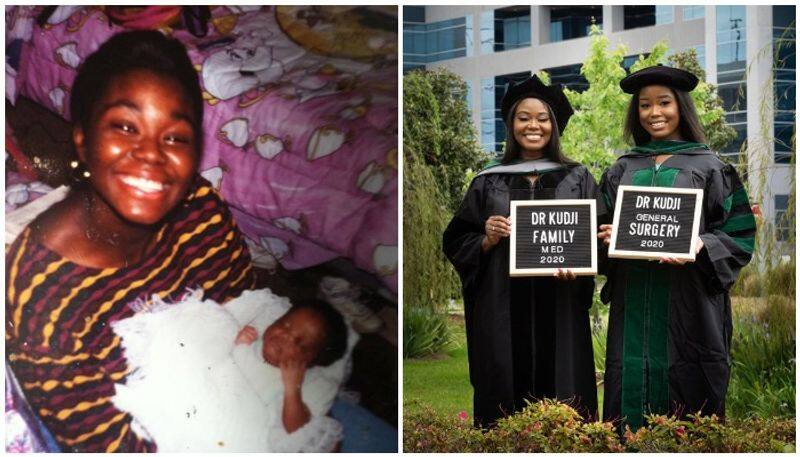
(5, 31, 256, 451)
(443, 75, 603, 428)
(596, 65, 755, 431)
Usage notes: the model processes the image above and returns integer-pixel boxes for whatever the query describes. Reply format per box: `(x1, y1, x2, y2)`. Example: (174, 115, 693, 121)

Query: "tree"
(554, 26, 736, 180)
(403, 68, 488, 212)
(403, 68, 486, 310)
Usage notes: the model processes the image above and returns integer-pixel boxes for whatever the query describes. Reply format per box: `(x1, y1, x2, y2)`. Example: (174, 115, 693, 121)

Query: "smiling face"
(637, 85, 683, 141)
(262, 307, 328, 367)
(512, 98, 553, 159)
(74, 69, 200, 226)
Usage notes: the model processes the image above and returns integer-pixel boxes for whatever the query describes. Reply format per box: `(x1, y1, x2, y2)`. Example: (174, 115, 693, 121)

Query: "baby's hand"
(280, 347, 308, 391)
(235, 325, 258, 345)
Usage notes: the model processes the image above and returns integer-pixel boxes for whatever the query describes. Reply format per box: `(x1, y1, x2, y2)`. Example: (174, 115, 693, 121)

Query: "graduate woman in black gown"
(443, 76, 601, 428)
(597, 65, 755, 431)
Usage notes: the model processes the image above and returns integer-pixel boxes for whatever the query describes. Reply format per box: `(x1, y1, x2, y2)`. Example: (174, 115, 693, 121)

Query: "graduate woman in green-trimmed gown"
(443, 76, 602, 428)
(597, 65, 755, 431)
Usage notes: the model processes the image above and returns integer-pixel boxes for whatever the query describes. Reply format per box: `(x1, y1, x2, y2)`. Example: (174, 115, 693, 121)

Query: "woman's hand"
(482, 215, 512, 252)
(554, 268, 577, 281)
(658, 237, 704, 265)
(597, 224, 613, 246)
(235, 325, 258, 345)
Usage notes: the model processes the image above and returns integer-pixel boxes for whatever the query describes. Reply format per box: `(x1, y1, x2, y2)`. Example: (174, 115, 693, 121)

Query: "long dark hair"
(624, 87, 706, 146)
(501, 98, 577, 165)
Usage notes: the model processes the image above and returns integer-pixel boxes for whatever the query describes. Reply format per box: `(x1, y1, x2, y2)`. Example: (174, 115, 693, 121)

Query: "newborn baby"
(111, 288, 357, 452)
(235, 299, 348, 436)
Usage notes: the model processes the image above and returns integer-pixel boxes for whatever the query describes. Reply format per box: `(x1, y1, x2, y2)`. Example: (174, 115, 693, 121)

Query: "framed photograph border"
(608, 185, 704, 261)
(509, 199, 598, 277)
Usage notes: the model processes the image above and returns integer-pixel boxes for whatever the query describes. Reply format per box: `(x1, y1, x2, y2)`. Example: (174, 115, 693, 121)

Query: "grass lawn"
(404, 286, 795, 438)
(403, 316, 473, 417)
(404, 315, 607, 418)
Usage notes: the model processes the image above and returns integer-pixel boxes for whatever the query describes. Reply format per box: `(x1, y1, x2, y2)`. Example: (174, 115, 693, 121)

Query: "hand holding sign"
(598, 224, 613, 246)
(482, 215, 512, 252)
(659, 237, 704, 265)
(554, 268, 577, 280)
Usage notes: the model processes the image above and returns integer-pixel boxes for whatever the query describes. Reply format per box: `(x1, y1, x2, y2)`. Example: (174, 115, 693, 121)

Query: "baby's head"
(261, 300, 348, 368)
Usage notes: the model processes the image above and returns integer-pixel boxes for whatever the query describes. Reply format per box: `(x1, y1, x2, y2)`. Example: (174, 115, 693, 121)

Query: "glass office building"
(405, 5, 795, 243)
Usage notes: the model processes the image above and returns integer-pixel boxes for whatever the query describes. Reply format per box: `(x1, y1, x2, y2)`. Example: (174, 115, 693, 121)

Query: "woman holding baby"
(4, 31, 327, 452)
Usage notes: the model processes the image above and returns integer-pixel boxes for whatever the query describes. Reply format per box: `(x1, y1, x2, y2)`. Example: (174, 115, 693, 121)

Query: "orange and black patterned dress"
(5, 176, 257, 452)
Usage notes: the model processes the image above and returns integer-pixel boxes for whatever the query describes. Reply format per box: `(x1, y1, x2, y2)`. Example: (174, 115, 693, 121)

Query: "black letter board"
(509, 200, 597, 276)
(609, 185, 703, 261)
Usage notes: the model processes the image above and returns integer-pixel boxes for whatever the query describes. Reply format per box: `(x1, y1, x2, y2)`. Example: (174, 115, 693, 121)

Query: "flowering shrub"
(404, 400, 796, 453)
(626, 414, 796, 453)
(404, 400, 622, 453)
(403, 402, 487, 452)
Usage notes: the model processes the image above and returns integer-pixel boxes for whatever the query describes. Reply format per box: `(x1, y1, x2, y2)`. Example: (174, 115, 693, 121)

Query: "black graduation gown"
(598, 146, 755, 430)
(443, 164, 601, 428)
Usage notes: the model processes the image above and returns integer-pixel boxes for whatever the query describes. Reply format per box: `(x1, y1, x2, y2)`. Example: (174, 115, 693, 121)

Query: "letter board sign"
(609, 185, 703, 261)
(509, 200, 597, 276)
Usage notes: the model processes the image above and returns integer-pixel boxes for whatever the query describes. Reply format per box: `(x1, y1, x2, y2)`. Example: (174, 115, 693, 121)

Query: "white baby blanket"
(111, 288, 358, 452)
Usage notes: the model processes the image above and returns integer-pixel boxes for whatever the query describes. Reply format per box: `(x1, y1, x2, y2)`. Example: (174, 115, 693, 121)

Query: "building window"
(716, 6, 747, 65)
(480, 72, 530, 154)
(494, 6, 531, 52)
(403, 7, 427, 74)
(683, 6, 705, 21)
(428, 18, 468, 61)
(549, 6, 602, 43)
(622, 53, 651, 72)
(773, 5, 795, 164)
(656, 6, 674, 25)
(624, 6, 673, 30)
(545, 63, 588, 92)
(723, 122, 748, 157)
(716, 6, 747, 158)
(774, 195, 791, 242)
(404, 5, 425, 24)
(717, 74, 747, 113)
(692, 44, 706, 70)
(480, 6, 531, 54)
(402, 9, 470, 73)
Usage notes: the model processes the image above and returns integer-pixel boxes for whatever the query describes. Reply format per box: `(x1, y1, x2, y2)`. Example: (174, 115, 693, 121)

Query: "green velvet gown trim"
(620, 164, 679, 429)
(630, 140, 710, 154)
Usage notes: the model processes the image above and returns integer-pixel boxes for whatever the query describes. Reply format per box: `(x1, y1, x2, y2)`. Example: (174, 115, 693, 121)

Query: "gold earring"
(70, 160, 91, 183)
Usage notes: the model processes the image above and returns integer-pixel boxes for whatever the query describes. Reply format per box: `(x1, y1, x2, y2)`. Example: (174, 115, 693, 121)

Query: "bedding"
(111, 288, 358, 452)
(6, 5, 398, 293)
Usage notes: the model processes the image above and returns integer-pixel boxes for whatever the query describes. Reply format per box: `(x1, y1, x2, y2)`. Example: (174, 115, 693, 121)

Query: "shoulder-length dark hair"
(623, 87, 706, 146)
(501, 98, 577, 165)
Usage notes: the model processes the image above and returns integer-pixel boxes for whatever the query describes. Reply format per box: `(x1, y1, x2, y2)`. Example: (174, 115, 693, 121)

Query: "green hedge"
(404, 400, 796, 453)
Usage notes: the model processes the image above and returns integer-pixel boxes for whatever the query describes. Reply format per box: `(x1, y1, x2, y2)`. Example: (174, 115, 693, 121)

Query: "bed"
(5, 5, 398, 295)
